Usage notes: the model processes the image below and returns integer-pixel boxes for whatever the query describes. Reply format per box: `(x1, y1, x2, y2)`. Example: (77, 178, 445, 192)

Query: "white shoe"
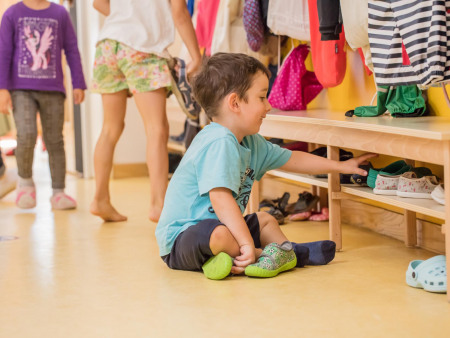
(0, 169, 18, 199)
(51, 192, 77, 210)
(431, 184, 445, 205)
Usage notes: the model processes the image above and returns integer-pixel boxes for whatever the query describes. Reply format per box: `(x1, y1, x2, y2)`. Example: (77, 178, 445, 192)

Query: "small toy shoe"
(245, 241, 297, 278)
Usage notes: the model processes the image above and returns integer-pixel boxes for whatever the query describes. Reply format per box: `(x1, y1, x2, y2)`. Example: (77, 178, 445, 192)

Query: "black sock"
(291, 245, 309, 267)
(291, 240, 336, 265)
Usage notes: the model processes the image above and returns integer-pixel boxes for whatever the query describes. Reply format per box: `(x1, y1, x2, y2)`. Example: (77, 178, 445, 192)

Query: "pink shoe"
(288, 211, 312, 221)
(51, 192, 77, 210)
(308, 207, 329, 221)
(16, 186, 36, 209)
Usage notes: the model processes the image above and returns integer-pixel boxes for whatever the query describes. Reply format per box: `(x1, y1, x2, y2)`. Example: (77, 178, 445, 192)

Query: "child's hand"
(0, 89, 12, 115)
(73, 89, 85, 104)
(186, 58, 202, 77)
(339, 153, 378, 175)
(231, 243, 256, 274)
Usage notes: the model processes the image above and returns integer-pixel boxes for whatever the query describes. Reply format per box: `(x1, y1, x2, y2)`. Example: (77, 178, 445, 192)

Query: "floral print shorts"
(91, 39, 172, 95)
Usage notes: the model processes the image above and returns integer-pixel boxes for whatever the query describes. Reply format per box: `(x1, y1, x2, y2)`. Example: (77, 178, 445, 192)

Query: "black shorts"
(161, 213, 261, 271)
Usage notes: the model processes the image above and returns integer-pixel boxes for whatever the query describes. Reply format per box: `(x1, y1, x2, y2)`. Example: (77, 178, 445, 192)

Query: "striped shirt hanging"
(368, 0, 450, 88)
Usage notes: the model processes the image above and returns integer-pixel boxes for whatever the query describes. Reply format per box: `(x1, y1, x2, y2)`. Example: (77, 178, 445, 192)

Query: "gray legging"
(11, 90, 66, 189)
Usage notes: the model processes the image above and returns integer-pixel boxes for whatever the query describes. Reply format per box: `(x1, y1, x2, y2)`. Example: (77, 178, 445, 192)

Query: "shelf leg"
(404, 210, 417, 247)
(328, 145, 342, 251)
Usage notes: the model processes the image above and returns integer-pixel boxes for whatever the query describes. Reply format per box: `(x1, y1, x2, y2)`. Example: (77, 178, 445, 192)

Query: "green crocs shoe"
(245, 241, 297, 278)
(202, 252, 233, 280)
(367, 160, 411, 188)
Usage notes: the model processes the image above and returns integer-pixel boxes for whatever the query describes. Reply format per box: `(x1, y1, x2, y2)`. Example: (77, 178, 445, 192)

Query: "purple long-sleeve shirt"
(0, 2, 86, 94)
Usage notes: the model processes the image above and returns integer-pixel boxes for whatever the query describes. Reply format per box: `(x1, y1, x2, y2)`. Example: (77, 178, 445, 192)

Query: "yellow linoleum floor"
(0, 150, 449, 338)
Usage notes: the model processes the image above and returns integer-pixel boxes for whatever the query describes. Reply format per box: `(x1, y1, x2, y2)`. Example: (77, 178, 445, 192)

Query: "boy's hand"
(186, 58, 202, 77)
(73, 89, 85, 104)
(339, 153, 378, 175)
(231, 243, 256, 274)
(0, 89, 12, 115)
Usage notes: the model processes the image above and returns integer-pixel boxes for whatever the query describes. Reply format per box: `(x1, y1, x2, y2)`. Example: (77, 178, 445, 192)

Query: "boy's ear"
(226, 92, 240, 113)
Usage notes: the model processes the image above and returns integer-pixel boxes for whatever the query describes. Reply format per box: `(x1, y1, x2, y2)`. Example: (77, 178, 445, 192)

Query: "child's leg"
(256, 212, 309, 267)
(256, 211, 289, 246)
(38, 92, 77, 210)
(11, 91, 38, 208)
(37, 92, 66, 190)
(11, 91, 38, 183)
(133, 89, 169, 222)
(162, 220, 236, 279)
(90, 90, 128, 221)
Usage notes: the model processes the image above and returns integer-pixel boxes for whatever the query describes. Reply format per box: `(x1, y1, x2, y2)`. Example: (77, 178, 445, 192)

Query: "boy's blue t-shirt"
(156, 122, 292, 256)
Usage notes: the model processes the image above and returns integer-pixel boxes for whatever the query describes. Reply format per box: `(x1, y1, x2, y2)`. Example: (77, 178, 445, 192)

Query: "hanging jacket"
(317, 0, 342, 41)
(195, 0, 221, 56)
(368, 0, 450, 88)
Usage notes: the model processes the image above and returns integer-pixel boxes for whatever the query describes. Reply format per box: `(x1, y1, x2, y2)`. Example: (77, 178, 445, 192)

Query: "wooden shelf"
(266, 170, 445, 219)
(340, 185, 445, 220)
(266, 170, 328, 188)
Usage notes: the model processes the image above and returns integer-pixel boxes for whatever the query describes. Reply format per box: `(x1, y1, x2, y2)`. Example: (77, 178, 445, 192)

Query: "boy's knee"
(256, 211, 278, 228)
(209, 225, 239, 256)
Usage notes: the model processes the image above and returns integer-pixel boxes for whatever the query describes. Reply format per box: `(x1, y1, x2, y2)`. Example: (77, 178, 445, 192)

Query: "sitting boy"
(156, 53, 375, 279)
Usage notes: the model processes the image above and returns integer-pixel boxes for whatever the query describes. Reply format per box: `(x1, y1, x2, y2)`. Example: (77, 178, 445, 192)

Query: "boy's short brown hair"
(191, 53, 270, 119)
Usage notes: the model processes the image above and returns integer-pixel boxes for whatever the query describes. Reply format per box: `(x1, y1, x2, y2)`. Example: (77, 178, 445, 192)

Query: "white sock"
(53, 189, 64, 196)
(18, 177, 34, 188)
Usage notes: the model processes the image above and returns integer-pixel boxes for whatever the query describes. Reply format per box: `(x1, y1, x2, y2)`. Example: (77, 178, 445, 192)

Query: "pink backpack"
(268, 44, 323, 111)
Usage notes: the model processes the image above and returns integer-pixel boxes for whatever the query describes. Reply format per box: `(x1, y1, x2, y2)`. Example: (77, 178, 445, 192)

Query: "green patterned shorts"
(91, 39, 172, 95)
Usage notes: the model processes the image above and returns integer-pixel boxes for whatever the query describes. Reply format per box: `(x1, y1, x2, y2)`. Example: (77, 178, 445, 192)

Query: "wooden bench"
(249, 110, 450, 302)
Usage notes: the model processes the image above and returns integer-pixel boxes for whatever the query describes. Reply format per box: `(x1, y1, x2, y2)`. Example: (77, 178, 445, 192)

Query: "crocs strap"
(258, 253, 276, 269)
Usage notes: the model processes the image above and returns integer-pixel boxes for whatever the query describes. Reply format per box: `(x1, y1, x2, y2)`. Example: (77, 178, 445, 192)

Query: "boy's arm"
(170, 0, 202, 76)
(279, 151, 377, 176)
(62, 10, 87, 102)
(93, 0, 110, 16)
(209, 187, 256, 268)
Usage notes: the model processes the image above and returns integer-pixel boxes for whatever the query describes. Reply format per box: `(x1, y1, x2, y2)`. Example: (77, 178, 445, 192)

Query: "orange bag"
(307, 0, 347, 88)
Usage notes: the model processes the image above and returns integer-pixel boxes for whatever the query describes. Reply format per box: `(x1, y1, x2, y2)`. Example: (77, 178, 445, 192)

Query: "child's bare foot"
(148, 204, 163, 223)
(90, 200, 127, 222)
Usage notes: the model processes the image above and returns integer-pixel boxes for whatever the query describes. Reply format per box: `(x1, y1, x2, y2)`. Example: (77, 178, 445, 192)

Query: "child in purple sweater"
(0, 0, 86, 210)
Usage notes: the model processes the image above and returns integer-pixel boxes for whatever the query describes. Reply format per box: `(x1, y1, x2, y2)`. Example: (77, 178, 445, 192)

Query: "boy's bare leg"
(256, 211, 289, 247)
(209, 225, 263, 274)
(90, 90, 128, 222)
(134, 88, 169, 222)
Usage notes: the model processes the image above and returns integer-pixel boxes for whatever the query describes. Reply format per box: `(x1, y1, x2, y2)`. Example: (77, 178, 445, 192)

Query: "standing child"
(156, 53, 376, 279)
(0, 0, 86, 209)
(90, 0, 201, 223)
